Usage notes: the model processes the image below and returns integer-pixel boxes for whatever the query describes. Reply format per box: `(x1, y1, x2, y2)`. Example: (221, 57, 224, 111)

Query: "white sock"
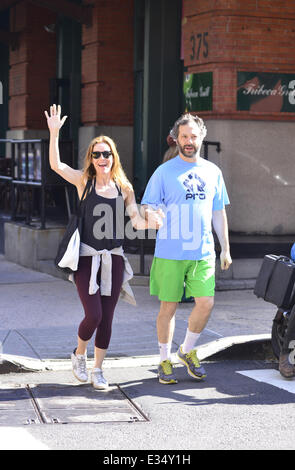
(158, 342, 172, 362)
(181, 329, 201, 354)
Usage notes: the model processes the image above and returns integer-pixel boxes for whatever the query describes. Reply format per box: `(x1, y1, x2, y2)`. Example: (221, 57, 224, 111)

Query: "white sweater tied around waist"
(69, 242, 136, 306)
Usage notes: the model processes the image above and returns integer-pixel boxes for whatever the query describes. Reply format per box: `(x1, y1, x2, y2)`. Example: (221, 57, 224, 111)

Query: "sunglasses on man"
(91, 151, 112, 159)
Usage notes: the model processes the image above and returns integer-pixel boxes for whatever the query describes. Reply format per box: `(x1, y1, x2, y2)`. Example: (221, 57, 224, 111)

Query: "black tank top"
(81, 178, 125, 251)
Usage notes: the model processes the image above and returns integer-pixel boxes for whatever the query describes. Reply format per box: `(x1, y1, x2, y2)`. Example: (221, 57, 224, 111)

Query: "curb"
(197, 333, 274, 361)
(0, 334, 275, 375)
(130, 276, 256, 290)
(215, 279, 256, 291)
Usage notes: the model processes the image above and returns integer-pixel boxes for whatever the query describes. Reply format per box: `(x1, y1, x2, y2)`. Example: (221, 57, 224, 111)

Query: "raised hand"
(44, 104, 67, 134)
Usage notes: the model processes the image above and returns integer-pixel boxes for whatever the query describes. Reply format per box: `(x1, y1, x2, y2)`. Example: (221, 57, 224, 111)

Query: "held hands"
(44, 104, 67, 134)
(145, 208, 165, 230)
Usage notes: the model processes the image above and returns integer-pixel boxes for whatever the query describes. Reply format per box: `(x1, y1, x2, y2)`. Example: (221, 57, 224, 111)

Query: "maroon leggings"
(74, 255, 124, 349)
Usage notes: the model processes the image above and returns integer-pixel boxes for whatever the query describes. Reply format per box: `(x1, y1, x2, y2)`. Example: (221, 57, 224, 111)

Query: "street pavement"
(0, 254, 295, 452)
(0, 255, 274, 361)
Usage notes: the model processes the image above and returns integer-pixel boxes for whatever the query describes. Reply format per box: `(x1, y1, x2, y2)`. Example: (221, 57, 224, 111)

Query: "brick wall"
(9, 2, 56, 129)
(183, 0, 295, 18)
(8, 0, 134, 129)
(81, 0, 134, 127)
(182, 0, 295, 120)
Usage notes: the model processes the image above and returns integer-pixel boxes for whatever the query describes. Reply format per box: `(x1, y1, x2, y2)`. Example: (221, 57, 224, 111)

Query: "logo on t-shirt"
(179, 172, 206, 200)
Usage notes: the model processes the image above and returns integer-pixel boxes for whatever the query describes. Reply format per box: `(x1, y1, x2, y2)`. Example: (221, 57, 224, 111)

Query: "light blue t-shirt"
(141, 155, 230, 260)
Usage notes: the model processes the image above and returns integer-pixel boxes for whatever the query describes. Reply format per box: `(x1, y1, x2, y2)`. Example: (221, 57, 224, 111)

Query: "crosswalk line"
(237, 369, 295, 395)
(0, 427, 49, 450)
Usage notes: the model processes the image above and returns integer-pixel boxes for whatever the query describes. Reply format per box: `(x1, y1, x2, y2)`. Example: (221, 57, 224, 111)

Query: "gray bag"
(254, 254, 295, 309)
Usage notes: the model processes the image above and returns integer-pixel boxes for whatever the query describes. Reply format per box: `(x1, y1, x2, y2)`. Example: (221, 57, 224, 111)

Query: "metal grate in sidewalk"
(0, 383, 148, 425)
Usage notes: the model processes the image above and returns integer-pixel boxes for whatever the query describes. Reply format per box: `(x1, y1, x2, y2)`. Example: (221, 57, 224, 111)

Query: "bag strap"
(115, 182, 122, 196)
(77, 179, 92, 214)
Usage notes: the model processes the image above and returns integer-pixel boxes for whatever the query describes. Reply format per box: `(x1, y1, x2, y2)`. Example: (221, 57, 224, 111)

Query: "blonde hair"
(82, 135, 133, 191)
(162, 145, 178, 163)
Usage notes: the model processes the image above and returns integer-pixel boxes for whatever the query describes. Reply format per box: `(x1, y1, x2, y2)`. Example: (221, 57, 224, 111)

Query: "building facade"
(1, 0, 295, 237)
(182, 0, 295, 235)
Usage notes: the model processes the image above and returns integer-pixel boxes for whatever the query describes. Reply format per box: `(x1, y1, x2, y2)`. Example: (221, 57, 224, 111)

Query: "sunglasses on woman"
(91, 151, 112, 159)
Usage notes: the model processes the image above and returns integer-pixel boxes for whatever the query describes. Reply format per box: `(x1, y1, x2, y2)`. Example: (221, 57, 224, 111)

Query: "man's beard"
(176, 141, 198, 158)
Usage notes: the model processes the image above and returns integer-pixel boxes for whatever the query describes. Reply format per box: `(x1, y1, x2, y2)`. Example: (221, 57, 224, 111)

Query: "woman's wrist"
(50, 129, 60, 139)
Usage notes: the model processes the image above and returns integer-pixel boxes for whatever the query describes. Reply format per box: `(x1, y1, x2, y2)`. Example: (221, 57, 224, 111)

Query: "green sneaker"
(158, 359, 178, 384)
(177, 346, 206, 380)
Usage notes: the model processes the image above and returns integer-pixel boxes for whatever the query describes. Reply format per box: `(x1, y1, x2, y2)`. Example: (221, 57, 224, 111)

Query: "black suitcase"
(254, 254, 295, 309)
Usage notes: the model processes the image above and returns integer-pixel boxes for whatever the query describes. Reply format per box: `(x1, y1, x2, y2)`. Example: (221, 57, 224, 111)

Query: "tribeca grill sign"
(237, 72, 295, 112)
(243, 82, 295, 101)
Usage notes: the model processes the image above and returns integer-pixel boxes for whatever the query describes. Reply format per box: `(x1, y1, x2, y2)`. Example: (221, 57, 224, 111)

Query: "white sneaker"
(91, 368, 109, 390)
(71, 348, 88, 383)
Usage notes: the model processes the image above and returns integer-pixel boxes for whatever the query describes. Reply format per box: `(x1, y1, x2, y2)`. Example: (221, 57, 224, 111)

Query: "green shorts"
(150, 257, 215, 302)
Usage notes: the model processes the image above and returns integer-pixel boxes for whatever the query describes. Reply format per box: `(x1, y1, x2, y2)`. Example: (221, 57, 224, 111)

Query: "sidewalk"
(0, 253, 276, 371)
